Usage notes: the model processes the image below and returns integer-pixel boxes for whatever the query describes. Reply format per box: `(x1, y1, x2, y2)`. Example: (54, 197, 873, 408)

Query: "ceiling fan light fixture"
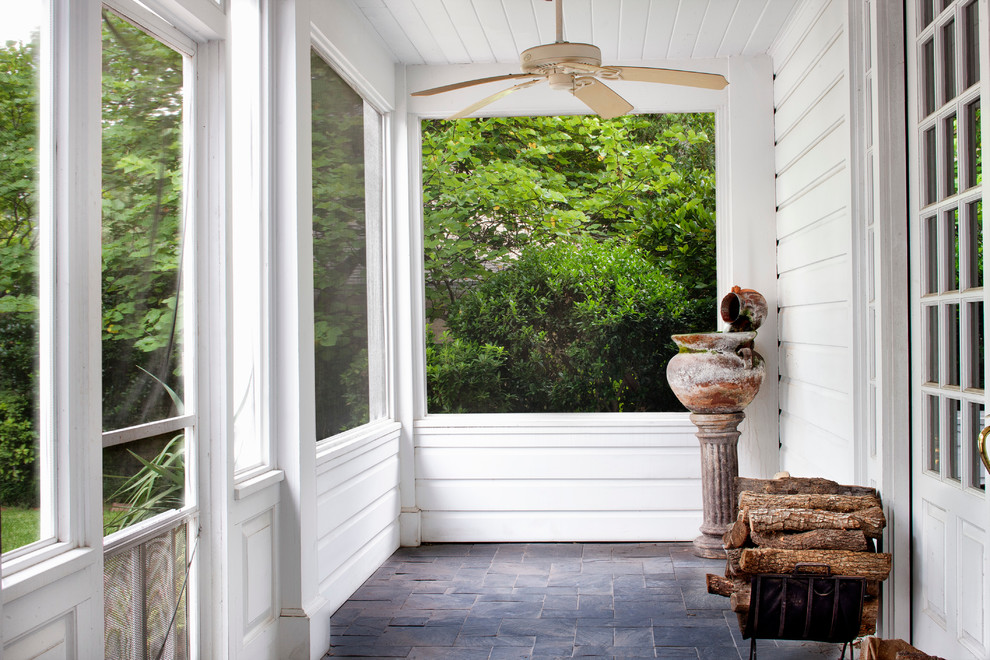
(520, 42, 602, 74)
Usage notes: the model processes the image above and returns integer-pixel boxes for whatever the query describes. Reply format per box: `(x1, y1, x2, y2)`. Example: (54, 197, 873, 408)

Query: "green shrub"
(426, 333, 514, 413)
(0, 403, 38, 507)
(428, 238, 712, 413)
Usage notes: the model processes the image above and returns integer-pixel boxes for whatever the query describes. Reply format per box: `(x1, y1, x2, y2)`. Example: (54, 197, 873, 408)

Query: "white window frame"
(310, 26, 395, 451)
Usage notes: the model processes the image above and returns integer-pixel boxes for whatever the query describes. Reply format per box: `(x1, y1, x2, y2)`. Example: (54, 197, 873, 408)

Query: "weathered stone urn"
(666, 331, 764, 414)
(666, 286, 768, 558)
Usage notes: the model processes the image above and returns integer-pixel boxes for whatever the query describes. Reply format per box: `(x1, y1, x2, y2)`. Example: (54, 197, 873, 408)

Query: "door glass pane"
(947, 303, 960, 386)
(945, 114, 958, 197)
(926, 215, 940, 293)
(311, 50, 371, 439)
(966, 100, 982, 188)
(929, 395, 941, 472)
(969, 301, 985, 389)
(942, 19, 957, 102)
(970, 402, 986, 490)
(949, 397, 962, 481)
(925, 126, 938, 204)
(947, 208, 960, 290)
(964, 1, 980, 88)
(0, 0, 44, 554)
(101, 10, 188, 531)
(923, 38, 937, 116)
(928, 304, 941, 382)
(922, 0, 935, 29)
(968, 200, 983, 287)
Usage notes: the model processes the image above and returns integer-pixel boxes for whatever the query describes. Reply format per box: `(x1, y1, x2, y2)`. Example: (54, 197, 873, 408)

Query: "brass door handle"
(979, 426, 990, 473)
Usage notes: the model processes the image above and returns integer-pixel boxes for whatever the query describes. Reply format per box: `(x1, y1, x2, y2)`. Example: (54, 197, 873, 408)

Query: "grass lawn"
(2, 507, 128, 554)
(1, 507, 40, 554)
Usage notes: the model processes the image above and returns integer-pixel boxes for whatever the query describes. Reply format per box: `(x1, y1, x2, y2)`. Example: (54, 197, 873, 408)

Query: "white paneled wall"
(414, 416, 703, 542)
(771, 0, 856, 482)
(315, 426, 402, 614)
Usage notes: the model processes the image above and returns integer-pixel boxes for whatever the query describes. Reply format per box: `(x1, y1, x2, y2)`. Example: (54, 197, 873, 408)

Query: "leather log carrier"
(744, 563, 866, 660)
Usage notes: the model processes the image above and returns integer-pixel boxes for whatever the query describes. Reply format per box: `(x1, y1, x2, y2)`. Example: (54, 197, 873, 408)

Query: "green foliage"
(425, 334, 514, 413)
(0, 36, 40, 513)
(101, 10, 186, 430)
(433, 238, 711, 413)
(311, 50, 372, 437)
(423, 113, 717, 413)
(421, 113, 717, 322)
(0, 404, 37, 507)
(103, 433, 184, 535)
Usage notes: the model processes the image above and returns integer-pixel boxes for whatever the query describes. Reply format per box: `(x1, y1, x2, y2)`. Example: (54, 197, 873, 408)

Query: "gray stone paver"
(323, 542, 845, 659)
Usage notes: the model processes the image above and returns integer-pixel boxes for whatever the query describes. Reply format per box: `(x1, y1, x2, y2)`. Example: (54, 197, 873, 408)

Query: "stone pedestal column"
(690, 412, 744, 558)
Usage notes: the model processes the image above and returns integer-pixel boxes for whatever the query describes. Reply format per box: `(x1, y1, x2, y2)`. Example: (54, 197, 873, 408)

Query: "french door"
(908, 0, 990, 657)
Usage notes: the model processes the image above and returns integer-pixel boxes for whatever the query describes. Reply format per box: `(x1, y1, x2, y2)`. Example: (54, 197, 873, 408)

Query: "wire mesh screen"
(104, 523, 188, 660)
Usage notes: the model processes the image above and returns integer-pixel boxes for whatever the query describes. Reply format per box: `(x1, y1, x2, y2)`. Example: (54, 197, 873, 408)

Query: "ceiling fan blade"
(412, 73, 541, 97)
(616, 66, 728, 90)
(572, 79, 633, 119)
(447, 78, 544, 120)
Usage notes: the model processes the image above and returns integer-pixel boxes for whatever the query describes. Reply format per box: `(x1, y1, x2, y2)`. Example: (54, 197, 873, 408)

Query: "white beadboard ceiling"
(347, 0, 805, 66)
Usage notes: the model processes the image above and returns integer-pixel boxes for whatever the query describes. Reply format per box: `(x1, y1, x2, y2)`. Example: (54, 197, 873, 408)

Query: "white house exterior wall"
(771, 0, 858, 483)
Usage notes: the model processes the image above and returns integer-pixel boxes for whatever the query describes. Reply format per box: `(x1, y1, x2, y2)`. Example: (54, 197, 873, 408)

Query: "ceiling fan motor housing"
(520, 42, 602, 74)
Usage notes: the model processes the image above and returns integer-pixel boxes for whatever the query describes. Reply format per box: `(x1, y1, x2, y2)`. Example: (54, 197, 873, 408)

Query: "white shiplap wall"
(315, 425, 402, 614)
(771, 0, 856, 482)
(414, 415, 703, 542)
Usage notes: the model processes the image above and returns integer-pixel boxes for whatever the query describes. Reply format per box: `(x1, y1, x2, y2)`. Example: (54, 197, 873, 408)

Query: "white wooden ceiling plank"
(440, 0, 498, 62)
(618, 0, 651, 61)
(472, 0, 521, 62)
(693, 0, 739, 58)
(562, 0, 594, 46)
(412, 0, 472, 63)
(640, 0, 679, 60)
(590, 0, 622, 60)
(667, 0, 711, 59)
(358, 5, 426, 64)
(743, 0, 802, 54)
(384, 2, 449, 63)
(501, 0, 543, 51)
(714, 0, 765, 57)
(533, 0, 556, 45)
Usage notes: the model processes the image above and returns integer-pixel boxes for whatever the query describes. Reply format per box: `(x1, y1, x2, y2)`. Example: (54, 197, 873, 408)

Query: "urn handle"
(737, 346, 753, 370)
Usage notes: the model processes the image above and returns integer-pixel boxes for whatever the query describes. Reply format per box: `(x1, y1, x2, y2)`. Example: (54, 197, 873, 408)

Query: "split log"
(859, 597, 879, 636)
(729, 588, 750, 613)
(861, 637, 918, 660)
(749, 528, 869, 552)
(895, 653, 946, 660)
(722, 512, 750, 549)
(706, 573, 742, 597)
(736, 476, 876, 497)
(748, 506, 886, 537)
(724, 548, 748, 578)
(738, 492, 882, 513)
(739, 548, 892, 581)
(735, 611, 748, 633)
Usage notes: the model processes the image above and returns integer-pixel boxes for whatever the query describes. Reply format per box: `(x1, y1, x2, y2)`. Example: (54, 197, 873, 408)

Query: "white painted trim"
(310, 25, 393, 113)
(315, 421, 401, 466)
(234, 469, 286, 501)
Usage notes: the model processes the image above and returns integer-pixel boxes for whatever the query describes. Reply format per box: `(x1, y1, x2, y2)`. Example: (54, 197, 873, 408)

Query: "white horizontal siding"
(315, 426, 401, 614)
(770, 0, 856, 478)
(414, 415, 702, 542)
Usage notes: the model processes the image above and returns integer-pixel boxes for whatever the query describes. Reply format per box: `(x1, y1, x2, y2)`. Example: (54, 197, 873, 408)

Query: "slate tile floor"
(324, 542, 846, 659)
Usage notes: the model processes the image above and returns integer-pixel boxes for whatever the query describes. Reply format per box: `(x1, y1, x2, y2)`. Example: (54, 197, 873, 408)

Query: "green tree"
(0, 36, 41, 508)
(421, 113, 717, 322)
(101, 10, 186, 431)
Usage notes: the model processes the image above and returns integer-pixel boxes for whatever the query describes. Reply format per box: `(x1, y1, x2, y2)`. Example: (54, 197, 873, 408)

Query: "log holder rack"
(743, 563, 865, 660)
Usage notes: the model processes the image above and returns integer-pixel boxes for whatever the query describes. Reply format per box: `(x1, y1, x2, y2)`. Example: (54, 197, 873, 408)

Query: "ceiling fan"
(411, 0, 728, 120)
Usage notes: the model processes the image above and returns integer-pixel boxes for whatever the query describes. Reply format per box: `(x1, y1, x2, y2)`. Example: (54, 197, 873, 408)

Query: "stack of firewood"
(706, 475, 893, 636)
